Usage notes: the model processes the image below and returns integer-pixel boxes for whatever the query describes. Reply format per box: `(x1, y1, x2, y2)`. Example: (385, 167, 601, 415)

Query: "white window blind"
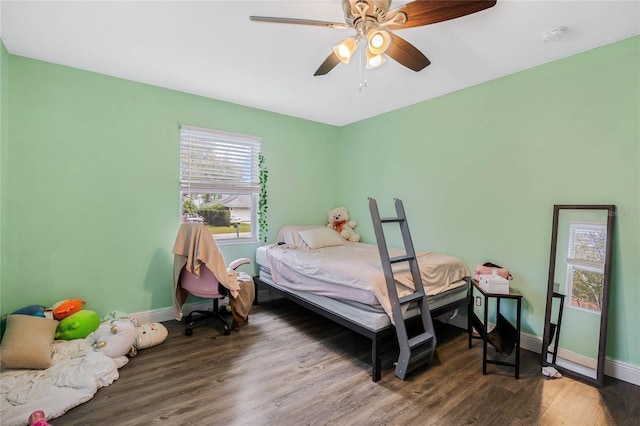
(180, 125, 261, 194)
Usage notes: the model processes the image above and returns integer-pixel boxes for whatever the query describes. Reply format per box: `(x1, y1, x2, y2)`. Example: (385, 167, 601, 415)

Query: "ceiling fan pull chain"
(359, 42, 367, 91)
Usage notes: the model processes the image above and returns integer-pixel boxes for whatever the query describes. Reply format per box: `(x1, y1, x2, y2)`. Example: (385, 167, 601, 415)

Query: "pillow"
(277, 225, 326, 248)
(298, 228, 345, 250)
(0, 314, 59, 369)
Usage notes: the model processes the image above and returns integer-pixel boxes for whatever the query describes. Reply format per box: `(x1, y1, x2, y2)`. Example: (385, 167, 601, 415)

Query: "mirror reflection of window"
(566, 223, 607, 314)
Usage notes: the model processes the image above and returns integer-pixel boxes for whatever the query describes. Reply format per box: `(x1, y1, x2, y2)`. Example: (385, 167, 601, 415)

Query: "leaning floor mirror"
(542, 204, 615, 387)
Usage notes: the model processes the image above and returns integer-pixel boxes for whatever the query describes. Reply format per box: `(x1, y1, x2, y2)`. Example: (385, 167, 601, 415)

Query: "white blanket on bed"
(0, 339, 128, 426)
(265, 242, 469, 321)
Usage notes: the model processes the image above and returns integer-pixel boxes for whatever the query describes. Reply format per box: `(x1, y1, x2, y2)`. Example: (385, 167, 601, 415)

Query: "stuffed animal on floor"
(55, 310, 100, 340)
(12, 305, 49, 318)
(86, 318, 138, 358)
(327, 207, 360, 242)
(51, 298, 86, 320)
(134, 322, 169, 351)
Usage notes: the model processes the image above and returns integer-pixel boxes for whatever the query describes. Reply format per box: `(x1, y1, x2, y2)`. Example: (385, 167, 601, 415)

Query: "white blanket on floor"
(1, 339, 128, 426)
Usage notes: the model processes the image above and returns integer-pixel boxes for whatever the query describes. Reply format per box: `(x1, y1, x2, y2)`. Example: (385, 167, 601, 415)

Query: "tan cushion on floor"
(1, 315, 59, 369)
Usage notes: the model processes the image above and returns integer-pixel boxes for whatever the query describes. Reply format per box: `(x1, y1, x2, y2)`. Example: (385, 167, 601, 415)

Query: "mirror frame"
(542, 204, 615, 387)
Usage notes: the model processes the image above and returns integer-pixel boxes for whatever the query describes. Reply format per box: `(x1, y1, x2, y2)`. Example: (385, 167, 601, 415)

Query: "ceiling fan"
(250, 0, 497, 76)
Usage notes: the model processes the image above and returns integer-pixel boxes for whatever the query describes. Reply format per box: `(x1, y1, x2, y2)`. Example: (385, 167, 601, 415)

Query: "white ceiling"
(1, 1, 639, 126)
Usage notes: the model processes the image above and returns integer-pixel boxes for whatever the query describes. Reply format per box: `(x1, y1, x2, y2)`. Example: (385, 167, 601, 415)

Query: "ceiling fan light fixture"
(367, 29, 391, 55)
(250, 0, 497, 77)
(366, 49, 385, 69)
(333, 37, 358, 63)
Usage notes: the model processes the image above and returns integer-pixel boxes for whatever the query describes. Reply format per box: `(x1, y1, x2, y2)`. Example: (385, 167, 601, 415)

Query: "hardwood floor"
(57, 300, 639, 425)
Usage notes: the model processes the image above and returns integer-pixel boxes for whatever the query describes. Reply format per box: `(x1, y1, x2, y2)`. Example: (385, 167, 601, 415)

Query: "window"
(180, 125, 261, 243)
(565, 222, 607, 313)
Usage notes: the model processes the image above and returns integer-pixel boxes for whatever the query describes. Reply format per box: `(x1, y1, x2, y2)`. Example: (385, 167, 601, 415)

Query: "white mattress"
(256, 243, 469, 319)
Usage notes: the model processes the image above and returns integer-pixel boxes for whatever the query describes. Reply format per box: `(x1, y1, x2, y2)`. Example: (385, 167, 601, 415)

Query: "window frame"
(179, 124, 262, 244)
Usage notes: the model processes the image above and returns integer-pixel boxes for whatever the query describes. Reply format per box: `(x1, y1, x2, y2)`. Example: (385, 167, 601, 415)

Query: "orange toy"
(51, 299, 85, 320)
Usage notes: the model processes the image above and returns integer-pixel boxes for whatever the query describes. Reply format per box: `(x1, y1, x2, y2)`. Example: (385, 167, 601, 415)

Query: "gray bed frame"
(253, 276, 471, 382)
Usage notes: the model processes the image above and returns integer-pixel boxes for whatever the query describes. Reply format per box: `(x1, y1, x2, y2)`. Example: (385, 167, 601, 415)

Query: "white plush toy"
(134, 322, 168, 351)
(87, 319, 169, 358)
(327, 207, 360, 242)
(86, 318, 137, 358)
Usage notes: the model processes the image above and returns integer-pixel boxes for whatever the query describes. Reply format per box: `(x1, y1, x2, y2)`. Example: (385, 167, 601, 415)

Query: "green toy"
(55, 310, 100, 340)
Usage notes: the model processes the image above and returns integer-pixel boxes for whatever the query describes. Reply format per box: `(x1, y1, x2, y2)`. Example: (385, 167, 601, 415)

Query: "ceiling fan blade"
(385, 32, 431, 72)
(386, 0, 497, 30)
(250, 16, 348, 29)
(314, 52, 342, 76)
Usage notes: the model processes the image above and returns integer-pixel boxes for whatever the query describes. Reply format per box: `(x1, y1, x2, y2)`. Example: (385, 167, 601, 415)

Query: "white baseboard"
(129, 300, 222, 325)
(605, 357, 640, 386)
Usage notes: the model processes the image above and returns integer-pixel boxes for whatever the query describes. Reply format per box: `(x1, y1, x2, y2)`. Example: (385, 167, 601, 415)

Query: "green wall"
(4, 54, 339, 317)
(2, 37, 638, 368)
(338, 36, 639, 365)
(1, 41, 8, 320)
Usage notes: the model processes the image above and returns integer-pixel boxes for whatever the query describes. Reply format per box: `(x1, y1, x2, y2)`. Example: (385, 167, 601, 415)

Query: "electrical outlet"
(475, 296, 482, 306)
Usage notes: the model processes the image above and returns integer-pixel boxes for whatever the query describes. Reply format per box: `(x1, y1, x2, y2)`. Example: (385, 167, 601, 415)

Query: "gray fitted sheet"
(258, 269, 468, 332)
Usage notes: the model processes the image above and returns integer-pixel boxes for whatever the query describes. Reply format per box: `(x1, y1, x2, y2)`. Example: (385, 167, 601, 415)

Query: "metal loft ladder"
(369, 198, 436, 380)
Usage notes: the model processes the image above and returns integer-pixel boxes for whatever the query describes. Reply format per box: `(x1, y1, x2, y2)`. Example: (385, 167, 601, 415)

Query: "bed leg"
(372, 335, 382, 382)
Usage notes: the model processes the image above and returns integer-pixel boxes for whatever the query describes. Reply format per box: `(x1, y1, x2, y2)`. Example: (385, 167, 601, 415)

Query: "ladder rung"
(408, 332, 433, 349)
(405, 347, 433, 373)
(380, 217, 404, 223)
(399, 293, 423, 305)
(389, 255, 413, 264)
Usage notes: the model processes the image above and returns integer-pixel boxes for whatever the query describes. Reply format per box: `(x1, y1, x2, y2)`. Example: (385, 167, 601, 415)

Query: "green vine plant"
(258, 153, 269, 242)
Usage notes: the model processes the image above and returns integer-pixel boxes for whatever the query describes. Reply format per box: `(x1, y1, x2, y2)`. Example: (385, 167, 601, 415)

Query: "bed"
(254, 226, 472, 382)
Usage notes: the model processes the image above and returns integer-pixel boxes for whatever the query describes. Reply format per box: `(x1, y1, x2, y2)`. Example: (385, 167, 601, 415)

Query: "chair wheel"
(184, 328, 193, 336)
(223, 328, 231, 336)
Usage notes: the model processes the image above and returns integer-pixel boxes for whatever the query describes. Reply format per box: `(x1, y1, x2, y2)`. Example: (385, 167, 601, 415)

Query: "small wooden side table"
(468, 279, 523, 379)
